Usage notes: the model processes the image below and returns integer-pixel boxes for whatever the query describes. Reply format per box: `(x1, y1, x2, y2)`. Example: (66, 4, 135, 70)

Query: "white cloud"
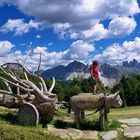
(48, 42, 53, 46)
(65, 40, 95, 59)
(1, 37, 140, 70)
(82, 23, 109, 41)
(72, 16, 137, 41)
(123, 37, 140, 52)
(108, 16, 137, 37)
(53, 23, 71, 38)
(0, 0, 139, 40)
(0, 41, 14, 56)
(0, 19, 40, 35)
(33, 46, 47, 54)
(0, 39, 95, 70)
(94, 37, 140, 64)
(0, 0, 139, 69)
(70, 32, 79, 39)
(36, 35, 41, 39)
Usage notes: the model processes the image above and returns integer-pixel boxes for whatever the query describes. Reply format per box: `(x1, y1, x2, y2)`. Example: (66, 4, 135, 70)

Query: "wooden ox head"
(107, 91, 123, 108)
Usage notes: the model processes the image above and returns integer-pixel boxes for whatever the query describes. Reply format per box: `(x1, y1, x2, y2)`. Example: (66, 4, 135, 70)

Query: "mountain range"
(3, 60, 140, 87)
(41, 60, 140, 87)
(122, 59, 140, 69)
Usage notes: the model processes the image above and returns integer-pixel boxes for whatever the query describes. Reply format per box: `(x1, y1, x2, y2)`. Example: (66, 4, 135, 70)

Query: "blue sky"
(0, 0, 140, 70)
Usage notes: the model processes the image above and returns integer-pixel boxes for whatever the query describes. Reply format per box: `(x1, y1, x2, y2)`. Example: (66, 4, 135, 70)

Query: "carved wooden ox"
(67, 92, 122, 129)
(0, 62, 58, 126)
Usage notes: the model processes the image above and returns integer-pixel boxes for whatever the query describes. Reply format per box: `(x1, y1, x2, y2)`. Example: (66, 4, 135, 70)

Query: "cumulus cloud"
(94, 37, 140, 64)
(30, 41, 95, 69)
(0, 19, 40, 35)
(0, 40, 95, 70)
(0, 41, 14, 56)
(82, 23, 109, 41)
(65, 40, 95, 59)
(53, 23, 71, 38)
(108, 16, 137, 37)
(1, 37, 140, 70)
(0, 0, 139, 40)
(33, 46, 47, 54)
(6, 0, 139, 24)
(0, 0, 139, 69)
(72, 16, 137, 41)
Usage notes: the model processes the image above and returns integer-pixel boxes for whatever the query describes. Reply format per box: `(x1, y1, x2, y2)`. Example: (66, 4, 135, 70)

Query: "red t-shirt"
(89, 65, 99, 79)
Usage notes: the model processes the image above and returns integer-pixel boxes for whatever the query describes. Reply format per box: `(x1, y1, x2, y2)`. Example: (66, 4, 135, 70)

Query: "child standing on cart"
(89, 60, 100, 95)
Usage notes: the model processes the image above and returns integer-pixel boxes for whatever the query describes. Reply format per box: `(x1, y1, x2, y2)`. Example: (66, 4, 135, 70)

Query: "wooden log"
(0, 94, 22, 108)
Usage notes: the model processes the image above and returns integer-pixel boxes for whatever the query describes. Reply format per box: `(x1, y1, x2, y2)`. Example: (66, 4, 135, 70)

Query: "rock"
(124, 126, 140, 138)
(65, 128, 83, 139)
(118, 118, 140, 126)
(55, 130, 70, 139)
(121, 124, 128, 129)
(48, 125, 83, 139)
(117, 128, 123, 133)
(47, 125, 70, 139)
(82, 131, 99, 140)
(101, 130, 118, 140)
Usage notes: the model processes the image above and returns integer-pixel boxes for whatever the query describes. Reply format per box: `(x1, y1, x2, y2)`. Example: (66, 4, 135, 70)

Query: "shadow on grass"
(53, 119, 100, 130)
(53, 119, 121, 131)
(80, 119, 100, 131)
(0, 112, 17, 124)
(53, 119, 74, 129)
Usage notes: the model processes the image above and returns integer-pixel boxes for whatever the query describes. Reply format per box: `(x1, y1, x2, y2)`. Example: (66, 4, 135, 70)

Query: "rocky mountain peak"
(66, 60, 87, 72)
(122, 59, 140, 69)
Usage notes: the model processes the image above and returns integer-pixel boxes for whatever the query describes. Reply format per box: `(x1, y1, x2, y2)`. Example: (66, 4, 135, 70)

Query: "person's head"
(92, 60, 99, 66)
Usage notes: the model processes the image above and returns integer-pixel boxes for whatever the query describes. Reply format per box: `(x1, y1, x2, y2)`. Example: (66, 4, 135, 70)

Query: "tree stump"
(17, 103, 39, 126)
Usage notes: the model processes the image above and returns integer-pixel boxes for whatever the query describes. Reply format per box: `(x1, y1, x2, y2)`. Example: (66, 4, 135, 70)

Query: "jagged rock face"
(42, 65, 67, 80)
(41, 61, 88, 80)
(123, 59, 140, 69)
(100, 63, 122, 79)
(66, 60, 87, 72)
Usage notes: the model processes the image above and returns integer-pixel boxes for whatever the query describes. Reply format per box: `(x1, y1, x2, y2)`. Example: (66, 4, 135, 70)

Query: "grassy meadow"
(0, 106, 140, 139)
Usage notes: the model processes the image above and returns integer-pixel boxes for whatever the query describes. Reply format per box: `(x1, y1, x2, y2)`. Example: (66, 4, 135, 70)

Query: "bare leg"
(93, 83, 99, 94)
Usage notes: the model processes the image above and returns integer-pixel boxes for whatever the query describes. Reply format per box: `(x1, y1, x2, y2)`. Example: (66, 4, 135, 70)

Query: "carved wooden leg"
(99, 109, 105, 130)
(74, 110, 80, 129)
(104, 112, 108, 121)
(104, 106, 109, 121)
(81, 110, 85, 119)
(67, 102, 71, 117)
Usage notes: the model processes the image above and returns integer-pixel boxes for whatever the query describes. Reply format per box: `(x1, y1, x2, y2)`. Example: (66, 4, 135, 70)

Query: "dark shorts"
(92, 77, 99, 84)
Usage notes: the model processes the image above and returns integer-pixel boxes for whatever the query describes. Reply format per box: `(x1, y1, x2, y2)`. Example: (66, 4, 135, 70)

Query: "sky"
(0, 0, 140, 70)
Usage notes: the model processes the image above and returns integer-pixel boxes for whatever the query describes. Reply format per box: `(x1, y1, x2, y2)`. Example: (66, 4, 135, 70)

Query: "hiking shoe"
(93, 91, 99, 95)
(67, 113, 71, 117)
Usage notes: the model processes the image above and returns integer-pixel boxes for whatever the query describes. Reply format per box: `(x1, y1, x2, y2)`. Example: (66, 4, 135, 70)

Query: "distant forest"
(54, 74, 140, 107)
(0, 68, 140, 107)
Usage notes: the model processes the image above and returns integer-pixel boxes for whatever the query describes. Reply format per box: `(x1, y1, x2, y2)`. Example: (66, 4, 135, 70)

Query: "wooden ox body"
(67, 92, 123, 129)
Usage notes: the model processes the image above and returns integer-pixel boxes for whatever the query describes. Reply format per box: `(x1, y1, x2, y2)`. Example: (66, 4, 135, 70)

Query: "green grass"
(0, 107, 63, 140)
(0, 106, 140, 139)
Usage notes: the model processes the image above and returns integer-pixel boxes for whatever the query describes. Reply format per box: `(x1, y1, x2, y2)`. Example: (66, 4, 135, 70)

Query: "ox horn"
(49, 77, 55, 93)
(115, 90, 120, 97)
